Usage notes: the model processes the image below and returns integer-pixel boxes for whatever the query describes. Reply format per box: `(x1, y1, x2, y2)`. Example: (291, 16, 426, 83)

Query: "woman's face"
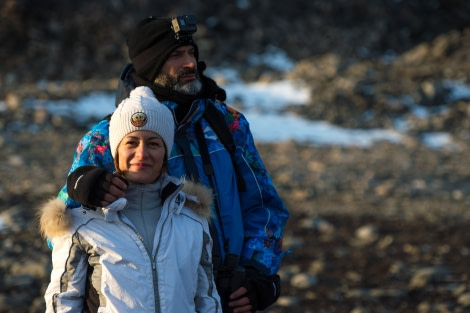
(116, 130, 166, 184)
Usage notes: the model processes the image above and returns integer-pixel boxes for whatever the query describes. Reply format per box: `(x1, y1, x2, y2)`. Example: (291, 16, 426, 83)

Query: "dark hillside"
(1, 0, 469, 86)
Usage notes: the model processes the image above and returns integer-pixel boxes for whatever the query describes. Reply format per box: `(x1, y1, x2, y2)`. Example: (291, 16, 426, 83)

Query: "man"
(59, 15, 289, 313)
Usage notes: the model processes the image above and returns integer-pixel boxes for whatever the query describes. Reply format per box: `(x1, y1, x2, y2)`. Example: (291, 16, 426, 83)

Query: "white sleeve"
(195, 219, 222, 313)
(44, 233, 88, 313)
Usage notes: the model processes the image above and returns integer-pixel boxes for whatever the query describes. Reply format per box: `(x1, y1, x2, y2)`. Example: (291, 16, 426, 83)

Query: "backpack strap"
(195, 122, 214, 178)
(174, 128, 201, 182)
(195, 122, 229, 255)
(203, 101, 246, 192)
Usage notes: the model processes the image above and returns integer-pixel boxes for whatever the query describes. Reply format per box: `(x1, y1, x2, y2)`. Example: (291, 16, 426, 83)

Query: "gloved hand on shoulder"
(67, 166, 128, 207)
(242, 266, 281, 311)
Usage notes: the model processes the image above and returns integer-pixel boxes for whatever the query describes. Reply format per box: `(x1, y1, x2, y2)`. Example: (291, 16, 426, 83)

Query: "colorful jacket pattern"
(58, 98, 289, 275)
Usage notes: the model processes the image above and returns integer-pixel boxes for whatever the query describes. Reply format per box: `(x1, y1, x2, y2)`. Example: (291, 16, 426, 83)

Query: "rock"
(5, 93, 21, 110)
(457, 292, 470, 307)
(0, 206, 27, 232)
(389, 261, 408, 277)
(290, 273, 318, 289)
(350, 307, 370, 313)
(299, 217, 335, 234)
(352, 224, 379, 246)
(376, 234, 394, 249)
(308, 260, 328, 275)
(33, 107, 50, 125)
(355, 224, 378, 241)
(408, 266, 453, 290)
(275, 296, 300, 307)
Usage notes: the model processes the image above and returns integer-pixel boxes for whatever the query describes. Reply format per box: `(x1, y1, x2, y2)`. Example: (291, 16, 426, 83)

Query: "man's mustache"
(178, 69, 198, 76)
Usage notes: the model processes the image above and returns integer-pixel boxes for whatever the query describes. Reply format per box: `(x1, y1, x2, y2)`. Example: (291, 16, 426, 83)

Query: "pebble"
(408, 266, 453, 290)
(457, 292, 470, 307)
(355, 224, 378, 241)
(275, 296, 300, 307)
(290, 273, 318, 289)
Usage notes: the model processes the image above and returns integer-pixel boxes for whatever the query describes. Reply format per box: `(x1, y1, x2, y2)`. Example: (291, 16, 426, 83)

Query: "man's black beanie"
(127, 17, 199, 82)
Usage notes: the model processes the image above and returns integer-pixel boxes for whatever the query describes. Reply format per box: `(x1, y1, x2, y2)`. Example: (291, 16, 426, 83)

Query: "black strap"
(174, 105, 246, 259)
(174, 129, 200, 182)
(161, 182, 179, 202)
(203, 102, 246, 191)
(209, 222, 222, 271)
(204, 102, 236, 155)
(195, 121, 227, 253)
(174, 127, 227, 259)
(195, 121, 214, 178)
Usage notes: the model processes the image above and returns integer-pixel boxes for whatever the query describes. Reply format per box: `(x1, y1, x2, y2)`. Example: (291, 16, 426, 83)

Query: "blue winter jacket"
(58, 70, 289, 276)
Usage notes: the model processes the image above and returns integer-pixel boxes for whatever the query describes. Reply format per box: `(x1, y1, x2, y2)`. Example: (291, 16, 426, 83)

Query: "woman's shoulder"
(38, 198, 100, 239)
(38, 198, 71, 239)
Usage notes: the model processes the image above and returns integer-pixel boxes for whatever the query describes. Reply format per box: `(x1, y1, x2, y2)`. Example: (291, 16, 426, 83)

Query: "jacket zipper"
(117, 181, 184, 312)
(152, 182, 184, 309)
(118, 185, 162, 312)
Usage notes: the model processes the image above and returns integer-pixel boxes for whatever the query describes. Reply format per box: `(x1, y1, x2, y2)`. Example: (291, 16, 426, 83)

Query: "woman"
(39, 86, 221, 313)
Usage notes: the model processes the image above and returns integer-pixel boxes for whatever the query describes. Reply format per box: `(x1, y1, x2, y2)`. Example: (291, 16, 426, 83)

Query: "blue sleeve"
(223, 105, 290, 275)
(57, 119, 115, 207)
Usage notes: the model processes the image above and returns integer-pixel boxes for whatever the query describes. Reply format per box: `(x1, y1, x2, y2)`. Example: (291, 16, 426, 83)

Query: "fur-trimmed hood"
(180, 179, 214, 219)
(38, 179, 213, 239)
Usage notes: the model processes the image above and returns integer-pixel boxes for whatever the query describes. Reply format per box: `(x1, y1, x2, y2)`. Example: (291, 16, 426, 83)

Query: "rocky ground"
(2, 124, 470, 313)
(1, 1, 470, 312)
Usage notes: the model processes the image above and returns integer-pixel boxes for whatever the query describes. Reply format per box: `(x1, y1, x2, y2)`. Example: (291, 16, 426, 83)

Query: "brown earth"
(2, 117, 470, 312)
(1, 1, 470, 312)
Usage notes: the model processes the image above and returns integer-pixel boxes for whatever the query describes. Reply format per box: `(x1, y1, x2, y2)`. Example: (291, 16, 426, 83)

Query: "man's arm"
(66, 165, 128, 208)
(57, 119, 117, 207)
(223, 105, 289, 311)
(224, 105, 290, 275)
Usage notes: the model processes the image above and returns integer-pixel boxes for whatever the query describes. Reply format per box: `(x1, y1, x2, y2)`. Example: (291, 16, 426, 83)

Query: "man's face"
(154, 45, 202, 95)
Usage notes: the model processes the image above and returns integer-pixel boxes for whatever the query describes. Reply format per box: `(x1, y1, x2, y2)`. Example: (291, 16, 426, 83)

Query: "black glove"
(67, 166, 128, 207)
(242, 267, 281, 311)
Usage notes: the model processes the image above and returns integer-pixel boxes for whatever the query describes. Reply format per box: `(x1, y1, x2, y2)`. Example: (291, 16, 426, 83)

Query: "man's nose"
(183, 53, 197, 68)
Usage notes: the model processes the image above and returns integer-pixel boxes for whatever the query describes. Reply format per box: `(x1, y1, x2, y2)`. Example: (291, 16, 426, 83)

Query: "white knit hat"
(109, 86, 174, 158)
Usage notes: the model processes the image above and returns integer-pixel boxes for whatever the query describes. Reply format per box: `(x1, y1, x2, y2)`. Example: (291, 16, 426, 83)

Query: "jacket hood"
(38, 198, 71, 239)
(181, 179, 213, 219)
(38, 179, 213, 239)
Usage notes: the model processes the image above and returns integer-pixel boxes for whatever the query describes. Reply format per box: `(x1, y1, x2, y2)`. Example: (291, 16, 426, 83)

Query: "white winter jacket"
(39, 175, 221, 313)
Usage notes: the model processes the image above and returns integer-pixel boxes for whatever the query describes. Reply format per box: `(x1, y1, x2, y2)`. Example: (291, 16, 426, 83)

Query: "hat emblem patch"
(131, 112, 147, 127)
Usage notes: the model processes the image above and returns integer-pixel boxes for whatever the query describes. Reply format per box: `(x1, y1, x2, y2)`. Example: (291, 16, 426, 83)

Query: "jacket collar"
(38, 174, 214, 239)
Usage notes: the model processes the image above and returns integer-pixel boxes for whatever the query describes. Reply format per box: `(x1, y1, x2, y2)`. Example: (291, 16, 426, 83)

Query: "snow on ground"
(11, 47, 470, 149)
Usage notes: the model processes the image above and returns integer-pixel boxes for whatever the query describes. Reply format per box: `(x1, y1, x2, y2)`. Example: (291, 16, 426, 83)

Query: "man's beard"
(154, 70, 202, 95)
